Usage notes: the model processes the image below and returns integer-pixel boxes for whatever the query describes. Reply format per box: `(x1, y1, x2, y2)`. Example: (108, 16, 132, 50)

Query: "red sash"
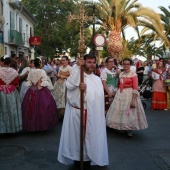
(71, 104, 87, 140)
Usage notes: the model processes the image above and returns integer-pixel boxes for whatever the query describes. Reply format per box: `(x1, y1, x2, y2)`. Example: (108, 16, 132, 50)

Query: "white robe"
(58, 67, 109, 166)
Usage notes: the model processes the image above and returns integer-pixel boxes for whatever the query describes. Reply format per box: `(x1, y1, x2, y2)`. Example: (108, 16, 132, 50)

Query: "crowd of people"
(99, 58, 170, 112)
(0, 53, 170, 169)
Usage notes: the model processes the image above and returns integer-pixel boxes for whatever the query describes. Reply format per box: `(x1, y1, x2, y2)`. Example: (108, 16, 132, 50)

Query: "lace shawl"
(0, 67, 18, 85)
(25, 69, 50, 87)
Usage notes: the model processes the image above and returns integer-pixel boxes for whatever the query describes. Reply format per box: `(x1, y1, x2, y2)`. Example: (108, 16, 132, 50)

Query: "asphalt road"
(0, 100, 170, 170)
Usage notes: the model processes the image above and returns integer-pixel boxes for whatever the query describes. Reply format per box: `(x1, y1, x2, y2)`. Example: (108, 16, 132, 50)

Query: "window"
(0, 0, 3, 15)
(26, 24, 28, 35)
(23, 33, 25, 44)
(19, 52, 24, 60)
(30, 27, 32, 37)
(10, 12, 15, 30)
(0, 31, 3, 44)
(11, 51, 15, 56)
(26, 24, 28, 43)
(19, 18, 22, 33)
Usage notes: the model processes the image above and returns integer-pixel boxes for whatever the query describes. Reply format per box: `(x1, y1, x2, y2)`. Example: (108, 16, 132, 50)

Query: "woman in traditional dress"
(101, 57, 118, 112)
(53, 56, 72, 118)
(22, 58, 58, 132)
(165, 66, 170, 110)
(0, 55, 22, 134)
(151, 61, 167, 110)
(50, 60, 57, 85)
(19, 60, 35, 103)
(106, 58, 148, 137)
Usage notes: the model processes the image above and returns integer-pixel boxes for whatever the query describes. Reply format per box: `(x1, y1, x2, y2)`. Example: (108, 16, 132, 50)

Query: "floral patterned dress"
(0, 67, 22, 133)
(106, 71, 148, 130)
(53, 65, 72, 109)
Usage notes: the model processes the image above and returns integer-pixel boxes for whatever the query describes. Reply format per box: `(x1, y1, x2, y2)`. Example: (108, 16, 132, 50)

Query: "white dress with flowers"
(106, 71, 148, 130)
(53, 65, 72, 109)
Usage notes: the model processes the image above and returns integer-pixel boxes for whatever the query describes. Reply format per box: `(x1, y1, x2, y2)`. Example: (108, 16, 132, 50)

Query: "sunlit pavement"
(1, 100, 170, 170)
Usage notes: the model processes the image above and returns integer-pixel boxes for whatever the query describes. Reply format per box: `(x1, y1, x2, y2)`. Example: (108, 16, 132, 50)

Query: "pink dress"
(106, 71, 148, 130)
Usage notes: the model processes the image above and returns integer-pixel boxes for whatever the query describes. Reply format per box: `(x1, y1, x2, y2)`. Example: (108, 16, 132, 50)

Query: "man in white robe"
(58, 54, 109, 167)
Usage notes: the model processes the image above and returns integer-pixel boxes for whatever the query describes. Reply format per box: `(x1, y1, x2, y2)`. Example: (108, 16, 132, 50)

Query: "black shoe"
(74, 161, 91, 169)
(127, 130, 133, 137)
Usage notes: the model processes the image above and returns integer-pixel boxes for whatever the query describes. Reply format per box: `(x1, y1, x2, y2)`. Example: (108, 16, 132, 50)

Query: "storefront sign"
(29, 36, 41, 46)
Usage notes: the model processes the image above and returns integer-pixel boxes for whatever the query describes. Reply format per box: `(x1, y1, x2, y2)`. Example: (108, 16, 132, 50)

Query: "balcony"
(8, 30, 24, 46)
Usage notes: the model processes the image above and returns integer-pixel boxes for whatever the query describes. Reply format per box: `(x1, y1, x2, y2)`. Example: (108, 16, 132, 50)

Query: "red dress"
(152, 68, 167, 110)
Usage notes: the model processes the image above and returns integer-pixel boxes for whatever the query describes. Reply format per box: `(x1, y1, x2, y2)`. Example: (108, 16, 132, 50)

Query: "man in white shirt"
(143, 61, 150, 82)
(130, 62, 136, 73)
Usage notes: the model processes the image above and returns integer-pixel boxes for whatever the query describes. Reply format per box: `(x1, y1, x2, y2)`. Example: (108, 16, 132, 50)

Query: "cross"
(68, 1, 93, 57)
(67, 1, 94, 170)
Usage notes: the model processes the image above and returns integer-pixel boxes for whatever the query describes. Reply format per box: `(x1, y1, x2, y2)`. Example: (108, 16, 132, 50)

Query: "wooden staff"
(80, 62, 84, 170)
(79, 23, 84, 170)
(67, 2, 94, 169)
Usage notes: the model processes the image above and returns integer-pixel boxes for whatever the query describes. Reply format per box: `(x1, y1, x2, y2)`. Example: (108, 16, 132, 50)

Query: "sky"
(125, 0, 170, 40)
(127, 0, 170, 60)
(137, 0, 169, 12)
(92, 0, 170, 40)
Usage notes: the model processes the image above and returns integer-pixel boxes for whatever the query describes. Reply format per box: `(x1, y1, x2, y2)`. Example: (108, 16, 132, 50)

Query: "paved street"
(0, 100, 170, 170)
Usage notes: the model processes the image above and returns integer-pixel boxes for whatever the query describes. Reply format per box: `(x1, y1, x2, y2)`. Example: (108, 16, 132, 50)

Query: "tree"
(139, 6, 170, 49)
(21, 0, 84, 57)
(159, 6, 170, 47)
(95, 0, 164, 59)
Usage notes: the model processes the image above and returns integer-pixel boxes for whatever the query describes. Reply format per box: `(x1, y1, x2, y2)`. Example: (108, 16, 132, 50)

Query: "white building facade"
(0, 0, 36, 59)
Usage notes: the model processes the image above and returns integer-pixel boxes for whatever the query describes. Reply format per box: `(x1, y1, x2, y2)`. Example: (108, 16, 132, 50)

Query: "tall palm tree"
(138, 6, 170, 47)
(159, 6, 170, 46)
(96, 0, 164, 59)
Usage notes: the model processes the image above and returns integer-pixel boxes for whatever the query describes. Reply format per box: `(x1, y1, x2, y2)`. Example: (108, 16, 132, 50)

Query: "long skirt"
(106, 88, 148, 130)
(22, 86, 58, 132)
(167, 86, 170, 110)
(105, 85, 114, 111)
(152, 92, 167, 110)
(0, 90, 22, 134)
(53, 80, 66, 109)
(20, 81, 29, 103)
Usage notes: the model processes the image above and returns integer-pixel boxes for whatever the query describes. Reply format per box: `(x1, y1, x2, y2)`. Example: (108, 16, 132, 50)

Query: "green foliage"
(159, 6, 170, 47)
(21, 0, 93, 58)
(126, 36, 165, 60)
